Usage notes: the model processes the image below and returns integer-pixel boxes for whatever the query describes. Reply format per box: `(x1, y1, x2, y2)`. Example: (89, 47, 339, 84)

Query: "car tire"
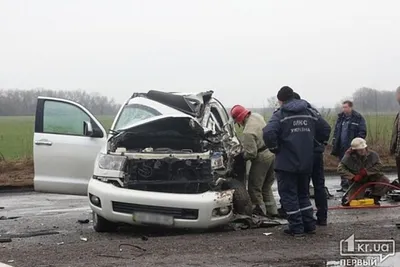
(92, 212, 118, 232)
(222, 179, 253, 216)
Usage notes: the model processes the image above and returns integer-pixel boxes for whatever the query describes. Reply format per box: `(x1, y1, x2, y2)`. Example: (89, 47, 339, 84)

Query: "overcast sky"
(1, 0, 399, 108)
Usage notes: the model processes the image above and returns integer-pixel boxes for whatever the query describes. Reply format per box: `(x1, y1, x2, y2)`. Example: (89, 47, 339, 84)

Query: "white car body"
(33, 91, 244, 230)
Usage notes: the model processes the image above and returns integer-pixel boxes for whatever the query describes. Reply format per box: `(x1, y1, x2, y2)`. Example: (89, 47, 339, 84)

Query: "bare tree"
(0, 89, 120, 116)
(266, 96, 278, 109)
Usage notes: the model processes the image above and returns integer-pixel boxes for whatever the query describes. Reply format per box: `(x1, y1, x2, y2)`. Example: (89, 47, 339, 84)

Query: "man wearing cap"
(263, 86, 329, 237)
(338, 137, 390, 205)
(230, 105, 278, 217)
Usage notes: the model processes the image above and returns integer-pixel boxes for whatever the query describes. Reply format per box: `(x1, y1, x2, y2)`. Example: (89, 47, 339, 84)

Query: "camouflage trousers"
(248, 154, 278, 216)
(348, 174, 390, 199)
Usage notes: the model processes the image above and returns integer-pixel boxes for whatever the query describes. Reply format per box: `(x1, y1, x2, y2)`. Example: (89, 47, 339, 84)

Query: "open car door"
(34, 97, 107, 195)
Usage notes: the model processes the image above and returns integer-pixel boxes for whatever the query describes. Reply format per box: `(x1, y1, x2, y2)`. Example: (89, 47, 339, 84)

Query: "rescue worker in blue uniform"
(293, 92, 331, 226)
(263, 86, 330, 237)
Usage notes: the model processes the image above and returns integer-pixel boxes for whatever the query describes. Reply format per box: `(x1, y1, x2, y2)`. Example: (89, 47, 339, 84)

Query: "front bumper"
(88, 179, 234, 229)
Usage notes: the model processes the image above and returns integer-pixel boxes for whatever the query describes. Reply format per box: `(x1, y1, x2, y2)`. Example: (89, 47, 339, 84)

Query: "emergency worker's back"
(263, 99, 318, 174)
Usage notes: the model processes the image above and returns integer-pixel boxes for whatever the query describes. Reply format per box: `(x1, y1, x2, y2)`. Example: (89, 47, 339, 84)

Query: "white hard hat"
(351, 137, 367, 150)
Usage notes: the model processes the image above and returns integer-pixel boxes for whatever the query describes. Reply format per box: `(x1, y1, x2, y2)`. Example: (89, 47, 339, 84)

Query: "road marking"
(0, 263, 13, 267)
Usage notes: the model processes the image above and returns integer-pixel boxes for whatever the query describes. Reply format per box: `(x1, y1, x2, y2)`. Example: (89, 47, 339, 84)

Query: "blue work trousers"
(276, 171, 316, 234)
(310, 153, 328, 221)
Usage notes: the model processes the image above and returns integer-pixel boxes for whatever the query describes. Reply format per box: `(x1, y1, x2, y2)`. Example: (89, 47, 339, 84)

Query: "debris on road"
(141, 235, 149, 241)
(80, 236, 88, 242)
(0, 216, 20, 220)
(227, 214, 287, 231)
(0, 207, 4, 210)
(56, 242, 64, 246)
(7, 260, 14, 263)
(263, 233, 272, 236)
(0, 237, 12, 243)
(6, 230, 59, 239)
(96, 254, 127, 260)
(119, 243, 146, 252)
(77, 219, 89, 224)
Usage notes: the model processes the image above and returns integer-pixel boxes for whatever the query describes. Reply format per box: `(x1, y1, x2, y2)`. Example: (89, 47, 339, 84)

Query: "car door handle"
(35, 140, 53, 146)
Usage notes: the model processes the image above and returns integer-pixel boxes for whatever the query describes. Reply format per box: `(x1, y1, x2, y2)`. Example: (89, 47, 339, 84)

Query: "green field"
(0, 116, 114, 160)
(0, 114, 396, 160)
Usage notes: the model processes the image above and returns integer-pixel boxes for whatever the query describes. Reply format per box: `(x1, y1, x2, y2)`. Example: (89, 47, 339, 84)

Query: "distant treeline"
(346, 87, 399, 113)
(1, 87, 398, 117)
(262, 87, 399, 115)
(0, 89, 120, 116)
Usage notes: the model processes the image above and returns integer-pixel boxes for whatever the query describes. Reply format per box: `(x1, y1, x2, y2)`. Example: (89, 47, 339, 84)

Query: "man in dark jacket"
(263, 86, 329, 237)
(331, 100, 367, 190)
(390, 86, 400, 180)
(293, 92, 331, 226)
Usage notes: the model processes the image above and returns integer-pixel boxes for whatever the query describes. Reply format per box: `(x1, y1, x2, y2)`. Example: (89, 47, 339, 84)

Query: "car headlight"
(98, 154, 126, 171)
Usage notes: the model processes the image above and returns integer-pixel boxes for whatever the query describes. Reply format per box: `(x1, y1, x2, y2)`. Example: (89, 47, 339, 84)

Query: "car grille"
(112, 201, 199, 220)
(123, 158, 213, 194)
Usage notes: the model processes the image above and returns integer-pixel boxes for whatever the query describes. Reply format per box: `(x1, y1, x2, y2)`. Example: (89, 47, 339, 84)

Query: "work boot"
(277, 208, 288, 219)
(283, 229, 305, 238)
(252, 205, 267, 216)
(372, 196, 381, 206)
(316, 219, 327, 226)
(305, 229, 316, 234)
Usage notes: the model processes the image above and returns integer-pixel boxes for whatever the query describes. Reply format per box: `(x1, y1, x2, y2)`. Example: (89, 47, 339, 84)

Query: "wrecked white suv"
(34, 90, 251, 232)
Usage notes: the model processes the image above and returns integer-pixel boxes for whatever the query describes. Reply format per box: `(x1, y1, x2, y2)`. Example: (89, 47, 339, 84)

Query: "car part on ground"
(227, 214, 288, 231)
(387, 190, 400, 201)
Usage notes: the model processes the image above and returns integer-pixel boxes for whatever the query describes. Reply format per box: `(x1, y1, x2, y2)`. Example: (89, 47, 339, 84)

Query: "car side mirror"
(83, 121, 94, 137)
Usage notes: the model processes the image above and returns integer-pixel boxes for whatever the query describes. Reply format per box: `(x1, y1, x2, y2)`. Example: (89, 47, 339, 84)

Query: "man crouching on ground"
(338, 137, 390, 205)
(230, 105, 278, 217)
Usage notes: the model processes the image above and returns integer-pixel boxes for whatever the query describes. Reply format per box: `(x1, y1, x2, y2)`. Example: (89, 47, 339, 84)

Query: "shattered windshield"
(114, 104, 162, 130)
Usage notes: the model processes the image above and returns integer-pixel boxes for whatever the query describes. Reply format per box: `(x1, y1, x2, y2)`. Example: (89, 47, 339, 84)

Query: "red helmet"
(231, 105, 251, 124)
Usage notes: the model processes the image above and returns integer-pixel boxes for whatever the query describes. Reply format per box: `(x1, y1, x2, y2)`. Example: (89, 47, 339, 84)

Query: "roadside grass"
(0, 116, 114, 160)
(0, 113, 396, 170)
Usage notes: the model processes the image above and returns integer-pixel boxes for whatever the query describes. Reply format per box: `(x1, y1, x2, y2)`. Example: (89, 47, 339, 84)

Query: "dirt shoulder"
(0, 152, 397, 188)
(0, 159, 33, 188)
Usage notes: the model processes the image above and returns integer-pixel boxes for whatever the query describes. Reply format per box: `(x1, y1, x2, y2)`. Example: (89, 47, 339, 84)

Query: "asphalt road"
(1, 177, 400, 267)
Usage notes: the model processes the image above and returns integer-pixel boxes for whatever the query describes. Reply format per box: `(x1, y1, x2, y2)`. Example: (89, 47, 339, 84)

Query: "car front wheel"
(222, 179, 253, 216)
(92, 212, 118, 232)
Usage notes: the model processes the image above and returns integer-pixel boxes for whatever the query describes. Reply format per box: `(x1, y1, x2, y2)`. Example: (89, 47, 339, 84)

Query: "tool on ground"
(341, 182, 357, 206)
(333, 181, 400, 210)
(341, 182, 376, 207)
(387, 190, 400, 201)
(348, 198, 375, 207)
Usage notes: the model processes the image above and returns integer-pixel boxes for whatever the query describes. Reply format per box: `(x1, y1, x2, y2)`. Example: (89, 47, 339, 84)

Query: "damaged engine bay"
(107, 90, 246, 195)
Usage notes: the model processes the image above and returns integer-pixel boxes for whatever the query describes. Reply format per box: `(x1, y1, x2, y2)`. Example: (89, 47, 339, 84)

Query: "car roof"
(130, 90, 214, 118)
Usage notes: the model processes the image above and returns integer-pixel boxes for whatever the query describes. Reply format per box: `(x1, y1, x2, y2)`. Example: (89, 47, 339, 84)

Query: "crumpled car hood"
(116, 114, 205, 137)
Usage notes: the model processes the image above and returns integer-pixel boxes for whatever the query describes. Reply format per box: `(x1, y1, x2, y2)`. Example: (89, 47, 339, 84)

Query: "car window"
(43, 101, 90, 135)
(211, 106, 224, 127)
(114, 104, 162, 130)
(210, 102, 234, 136)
